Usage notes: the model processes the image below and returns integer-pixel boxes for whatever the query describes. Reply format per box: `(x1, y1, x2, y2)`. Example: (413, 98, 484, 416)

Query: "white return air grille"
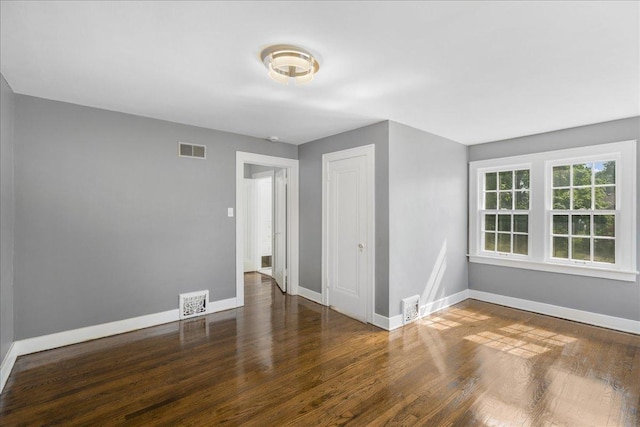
(402, 295, 420, 325)
(178, 142, 206, 159)
(179, 290, 209, 319)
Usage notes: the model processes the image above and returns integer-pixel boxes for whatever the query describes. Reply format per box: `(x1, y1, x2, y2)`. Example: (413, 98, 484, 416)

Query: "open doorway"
(235, 152, 299, 307)
(243, 167, 275, 278)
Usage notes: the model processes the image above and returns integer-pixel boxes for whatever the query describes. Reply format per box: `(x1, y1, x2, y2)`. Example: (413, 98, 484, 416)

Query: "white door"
(273, 169, 287, 292)
(323, 145, 374, 322)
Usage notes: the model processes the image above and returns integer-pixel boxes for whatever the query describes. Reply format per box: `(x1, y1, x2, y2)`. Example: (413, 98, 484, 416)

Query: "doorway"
(243, 166, 287, 293)
(322, 145, 375, 323)
(236, 152, 299, 307)
(244, 168, 275, 277)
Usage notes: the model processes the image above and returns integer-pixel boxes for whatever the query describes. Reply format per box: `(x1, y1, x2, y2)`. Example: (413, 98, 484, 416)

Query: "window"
(469, 140, 636, 282)
(550, 161, 616, 265)
(481, 169, 530, 256)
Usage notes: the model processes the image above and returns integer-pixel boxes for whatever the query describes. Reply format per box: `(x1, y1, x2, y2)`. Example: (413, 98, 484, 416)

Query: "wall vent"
(179, 290, 209, 319)
(178, 142, 206, 159)
(402, 295, 420, 325)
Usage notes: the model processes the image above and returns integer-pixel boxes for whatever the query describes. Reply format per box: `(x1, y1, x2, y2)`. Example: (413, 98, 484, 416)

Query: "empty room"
(1, 1, 639, 426)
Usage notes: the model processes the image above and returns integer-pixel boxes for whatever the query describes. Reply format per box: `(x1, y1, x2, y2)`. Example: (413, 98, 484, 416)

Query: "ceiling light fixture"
(260, 44, 320, 85)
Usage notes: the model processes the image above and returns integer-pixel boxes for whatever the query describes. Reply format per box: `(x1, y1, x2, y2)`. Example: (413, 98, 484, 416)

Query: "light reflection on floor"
(464, 323, 577, 359)
(420, 308, 490, 330)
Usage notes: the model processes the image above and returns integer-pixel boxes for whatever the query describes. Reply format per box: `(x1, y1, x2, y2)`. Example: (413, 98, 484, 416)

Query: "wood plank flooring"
(1, 272, 639, 426)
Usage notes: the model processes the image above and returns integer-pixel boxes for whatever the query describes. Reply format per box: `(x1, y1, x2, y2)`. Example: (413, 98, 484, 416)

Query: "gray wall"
(298, 122, 390, 316)
(388, 122, 468, 317)
(468, 117, 640, 321)
(0, 74, 15, 360)
(13, 95, 297, 339)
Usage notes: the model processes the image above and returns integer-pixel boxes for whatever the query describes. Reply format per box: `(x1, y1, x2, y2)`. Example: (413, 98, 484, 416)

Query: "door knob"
(358, 243, 365, 250)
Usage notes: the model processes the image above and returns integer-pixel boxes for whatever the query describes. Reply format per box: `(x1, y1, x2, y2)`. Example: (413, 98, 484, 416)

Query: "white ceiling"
(1, 1, 638, 145)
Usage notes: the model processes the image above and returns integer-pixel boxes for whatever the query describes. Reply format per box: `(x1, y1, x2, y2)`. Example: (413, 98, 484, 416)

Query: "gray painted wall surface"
(468, 117, 640, 321)
(388, 122, 468, 317)
(0, 74, 15, 360)
(13, 95, 297, 339)
(298, 122, 390, 316)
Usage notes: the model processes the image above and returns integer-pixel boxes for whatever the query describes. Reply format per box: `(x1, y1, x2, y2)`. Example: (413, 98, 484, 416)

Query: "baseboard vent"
(179, 290, 209, 319)
(402, 295, 420, 325)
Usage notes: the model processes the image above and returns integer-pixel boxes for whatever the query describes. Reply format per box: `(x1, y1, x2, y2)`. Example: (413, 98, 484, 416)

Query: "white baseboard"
(297, 286, 323, 305)
(15, 309, 181, 357)
(420, 289, 470, 318)
(0, 343, 18, 394)
(372, 313, 390, 330)
(469, 290, 640, 335)
(375, 290, 470, 331)
(208, 297, 238, 313)
(0, 297, 240, 394)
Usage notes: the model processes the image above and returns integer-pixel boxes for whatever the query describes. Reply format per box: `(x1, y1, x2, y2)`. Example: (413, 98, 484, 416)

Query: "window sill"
(468, 255, 638, 282)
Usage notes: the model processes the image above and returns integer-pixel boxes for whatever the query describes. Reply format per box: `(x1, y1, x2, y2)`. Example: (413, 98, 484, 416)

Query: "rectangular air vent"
(178, 142, 206, 159)
(179, 290, 209, 319)
(402, 295, 420, 325)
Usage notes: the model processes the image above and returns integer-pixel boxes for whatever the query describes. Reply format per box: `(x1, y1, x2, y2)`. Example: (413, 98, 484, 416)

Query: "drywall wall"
(468, 117, 640, 321)
(13, 95, 297, 339)
(0, 74, 15, 361)
(388, 122, 468, 317)
(298, 122, 390, 316)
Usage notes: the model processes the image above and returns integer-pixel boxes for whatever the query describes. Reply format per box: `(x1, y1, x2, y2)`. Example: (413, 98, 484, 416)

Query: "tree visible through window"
(551, 161, 616, 264)
(482, 169, 530, 255)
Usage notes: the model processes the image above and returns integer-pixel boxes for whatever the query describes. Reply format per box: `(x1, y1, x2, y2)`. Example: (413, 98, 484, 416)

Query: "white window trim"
(469, 140, 637, 282)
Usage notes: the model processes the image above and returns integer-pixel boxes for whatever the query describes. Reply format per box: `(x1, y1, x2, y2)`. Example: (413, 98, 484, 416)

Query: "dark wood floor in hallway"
(1, 272, 639, 426)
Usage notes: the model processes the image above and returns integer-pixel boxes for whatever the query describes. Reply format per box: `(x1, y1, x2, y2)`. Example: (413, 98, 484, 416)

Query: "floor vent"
(402, 295, 420, 325)
(178, 142, 206, 159)
(179, 290, 209, 319)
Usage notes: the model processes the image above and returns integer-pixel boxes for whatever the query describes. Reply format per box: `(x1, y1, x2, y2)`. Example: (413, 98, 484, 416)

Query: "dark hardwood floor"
(1, 273, 639, 426)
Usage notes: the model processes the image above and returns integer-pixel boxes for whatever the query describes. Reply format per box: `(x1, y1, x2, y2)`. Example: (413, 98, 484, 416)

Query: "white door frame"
(322, 144, 375, 323)
(236, 152, 299, 307)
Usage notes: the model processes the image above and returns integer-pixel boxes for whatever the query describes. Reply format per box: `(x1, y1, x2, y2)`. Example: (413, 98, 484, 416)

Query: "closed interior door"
(324, 145, 374, 322)
(273, 168, 287, 292)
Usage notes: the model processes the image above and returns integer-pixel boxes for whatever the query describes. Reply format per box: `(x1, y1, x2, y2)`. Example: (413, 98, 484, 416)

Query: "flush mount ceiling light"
(260, 44, 320, 85)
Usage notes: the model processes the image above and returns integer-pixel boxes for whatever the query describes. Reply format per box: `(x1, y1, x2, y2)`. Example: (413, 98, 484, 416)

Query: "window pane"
(513, 235, 528, 255)
(573, 163, 592, 186)
(594, 215, 615, 237)
(497, 233, 511, 253)
(515, 170, 529, 190)
(594, 186, 615, 210)
(572, 215, 590, 236)
(513, 215, 528, 233)
(553, 237, 568, 259)
(553, 189, 570, 209)
(553, 215, 569, 235)
(553, 165, 570, 187)
(498, 214, 511, 232)
(484, 214, 496, 231)
(485, 172, 497, 191)
(571, 237, 591, 261)
(573, 188, 592, 210)
(499, 192, 513, 209)
(594, 161, 615, 185)
(515, 191, 529, 210)
(484, 232, 496, 251)
(499, 171, 513, 190)
(594, 239, 615, 264)
(485, 192, 497, 209)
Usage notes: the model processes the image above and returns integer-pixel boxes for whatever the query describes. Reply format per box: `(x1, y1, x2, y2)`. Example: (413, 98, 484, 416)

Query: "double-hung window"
(481, 168, 530, 256)
(469, 140, 636, 282)
(549, 160, 617, 265)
